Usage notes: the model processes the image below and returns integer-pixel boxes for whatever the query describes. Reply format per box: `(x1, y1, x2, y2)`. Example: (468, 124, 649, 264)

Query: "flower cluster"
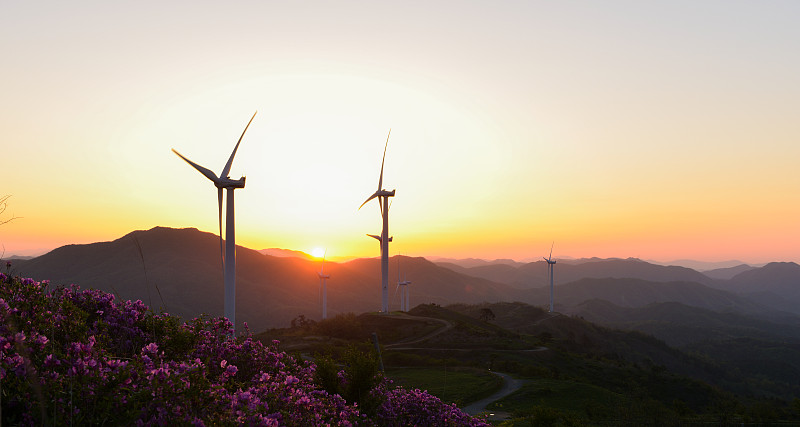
(0, 273, 488, 426)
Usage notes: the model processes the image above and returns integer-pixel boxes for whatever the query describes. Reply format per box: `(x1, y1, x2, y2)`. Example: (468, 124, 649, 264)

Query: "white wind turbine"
(544, 242, 556, 313)
(359, 130, 395, 313)
(394, 256, 411, 312)
(172, 112, 256, 332)
(318, 250, 330, 320)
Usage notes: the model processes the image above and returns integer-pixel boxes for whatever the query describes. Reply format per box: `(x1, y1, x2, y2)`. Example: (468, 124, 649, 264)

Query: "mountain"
(13, 227, 521, 331)
(538, 277, 763, 314)
(438, 257, 714, 289)
(14, 227, 800, 331)
(700, 264, 755, 280)
(426, 257, 525, 269)
(727, 262, 800, 295)
(258, 248, 314, 259)
(647, 259, 751, 271)
(573, 299, 800, 347)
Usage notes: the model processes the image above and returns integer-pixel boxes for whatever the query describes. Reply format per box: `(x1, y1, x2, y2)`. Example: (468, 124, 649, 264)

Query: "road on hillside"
(461, 371, 526, 418)
(384, 313, 454, 348)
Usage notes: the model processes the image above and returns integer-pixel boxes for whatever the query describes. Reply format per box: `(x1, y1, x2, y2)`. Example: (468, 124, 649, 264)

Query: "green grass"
(384, 367, 503, 406)
(490, 378, 624, 418)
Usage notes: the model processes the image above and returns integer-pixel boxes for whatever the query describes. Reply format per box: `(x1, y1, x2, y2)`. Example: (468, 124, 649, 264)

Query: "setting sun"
(311, 247, 326, 259)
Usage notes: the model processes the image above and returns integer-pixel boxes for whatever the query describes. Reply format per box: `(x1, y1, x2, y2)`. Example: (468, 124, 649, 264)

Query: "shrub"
(0, 273, 488, 426)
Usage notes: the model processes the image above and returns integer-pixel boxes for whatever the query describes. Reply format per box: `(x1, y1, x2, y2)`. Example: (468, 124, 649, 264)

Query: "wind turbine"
(172, 112, 256, 332)
(318, 250, 330, 319)
(359, 130, 395, 313)
(544, 242, 556, 313)
(395, 256, 411, 312)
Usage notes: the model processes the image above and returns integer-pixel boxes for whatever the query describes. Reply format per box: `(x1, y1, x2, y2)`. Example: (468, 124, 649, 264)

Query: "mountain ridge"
(12, 227, 800, 331)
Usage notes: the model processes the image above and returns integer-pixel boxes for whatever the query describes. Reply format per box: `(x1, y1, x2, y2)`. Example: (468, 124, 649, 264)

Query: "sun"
(311, 247, 326, 258)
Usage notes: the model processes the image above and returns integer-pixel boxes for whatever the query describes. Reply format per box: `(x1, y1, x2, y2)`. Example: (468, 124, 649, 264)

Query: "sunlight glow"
(311, 248, 326, 259)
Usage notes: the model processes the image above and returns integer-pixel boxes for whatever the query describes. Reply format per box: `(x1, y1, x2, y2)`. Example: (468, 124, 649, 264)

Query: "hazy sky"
(2, 1, 799, 263)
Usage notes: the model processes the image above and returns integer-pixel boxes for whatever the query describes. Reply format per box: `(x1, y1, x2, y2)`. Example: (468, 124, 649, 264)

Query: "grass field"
(489, 378, 625, 418)
(384, 366, 503, 406)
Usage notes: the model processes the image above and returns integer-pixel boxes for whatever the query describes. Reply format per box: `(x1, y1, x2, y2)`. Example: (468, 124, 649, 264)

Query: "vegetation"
(261, 302, 800, 425)
(0, 273, 488, 425)
(386, 367, 503, 406)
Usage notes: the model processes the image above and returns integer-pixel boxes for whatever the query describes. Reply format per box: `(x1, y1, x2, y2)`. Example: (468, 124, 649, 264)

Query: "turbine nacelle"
(318, 273, 330, 279)
(215, 177, 246, 189)
(359, 189, 396, 210)
(367, 234, 393, 243)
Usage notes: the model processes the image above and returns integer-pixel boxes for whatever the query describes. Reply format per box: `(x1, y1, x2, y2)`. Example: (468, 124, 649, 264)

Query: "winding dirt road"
(461, 371, 527, 417)
(383, 313, 533, 420)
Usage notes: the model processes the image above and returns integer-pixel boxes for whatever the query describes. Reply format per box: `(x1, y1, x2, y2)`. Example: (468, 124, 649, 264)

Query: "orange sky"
(2, 2, 799, 264)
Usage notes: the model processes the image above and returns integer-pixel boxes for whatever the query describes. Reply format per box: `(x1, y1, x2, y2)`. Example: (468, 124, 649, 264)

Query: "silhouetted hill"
(573, 299, 800, 347)
(727, 262, 800, 295)
(701, 264, 755, 280)
(545, 277, 760, 313)
(258, 248, 313, 259)
(14, 227, 520, 331)
(446, 302, 713, 382)
(428, 257, 524, 269)
(716, 262, 800, 314)
(449, 301, 800, 400)
(649, 259, 750, 271)
(439, 257, 714, 289)
(343, 256, 520, 307)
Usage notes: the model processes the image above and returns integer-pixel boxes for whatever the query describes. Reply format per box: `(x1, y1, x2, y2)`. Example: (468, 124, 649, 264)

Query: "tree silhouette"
(1, 195, 20, 226)
(479, 308, 495, 322)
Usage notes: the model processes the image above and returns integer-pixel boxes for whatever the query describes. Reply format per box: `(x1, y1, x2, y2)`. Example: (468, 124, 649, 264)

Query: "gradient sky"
(2, 1, 799, 264)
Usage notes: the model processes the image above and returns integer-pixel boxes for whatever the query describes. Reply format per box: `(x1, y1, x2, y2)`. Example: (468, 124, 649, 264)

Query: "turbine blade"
(221, 111, 257, 178)
(358, 191, 380, 210)
(218, 188, 225, 273)
(173, 149, 220, 183)
(549, 242, 554, 260)
(377, 129, 390, 191)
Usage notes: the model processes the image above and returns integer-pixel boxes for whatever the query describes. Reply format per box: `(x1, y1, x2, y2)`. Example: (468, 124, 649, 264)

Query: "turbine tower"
(544, 242, 556, 313)
(318, 250, 330, 320)
(172, 112, 256, 332)
(359, 130, 395, 313)
(394, 256, 411, 312)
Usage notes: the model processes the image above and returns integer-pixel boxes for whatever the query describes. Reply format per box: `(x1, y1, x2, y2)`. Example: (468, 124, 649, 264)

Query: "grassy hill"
(258, 303, 800, 425)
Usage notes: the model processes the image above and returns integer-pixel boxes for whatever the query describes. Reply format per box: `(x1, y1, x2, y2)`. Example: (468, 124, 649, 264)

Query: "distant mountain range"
(435, 257, 716, 288)
(10, 227, 800, 332)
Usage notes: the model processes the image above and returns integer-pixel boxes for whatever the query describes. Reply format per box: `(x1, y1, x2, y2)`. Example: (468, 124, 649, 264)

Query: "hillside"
(573, 299, 800, 347)
(266, 302, 800, 423)
(438, 257, 714, 289)
(727, 261, 800, 295)
(13, 227, 521, 331)
(12, 227, 800, 332)
(545, 277, 764, 313)
(701, 264, 756, 280)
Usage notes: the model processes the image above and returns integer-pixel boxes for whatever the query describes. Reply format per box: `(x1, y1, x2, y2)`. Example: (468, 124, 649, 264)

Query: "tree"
(479, 308, 495, 322)
(1, 195, 20, 226)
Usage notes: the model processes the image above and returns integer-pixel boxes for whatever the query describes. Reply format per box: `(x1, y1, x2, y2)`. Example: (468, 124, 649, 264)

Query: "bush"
(0, 273, 488, 426)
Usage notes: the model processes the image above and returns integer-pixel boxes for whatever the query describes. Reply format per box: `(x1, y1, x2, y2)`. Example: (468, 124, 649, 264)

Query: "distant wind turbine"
(172, 112, 256, 332)
(544, 242, 556, 313)
(318, 250, 330, 320)
(394, 256, 411, 312)
(359, 130, 395, 313)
